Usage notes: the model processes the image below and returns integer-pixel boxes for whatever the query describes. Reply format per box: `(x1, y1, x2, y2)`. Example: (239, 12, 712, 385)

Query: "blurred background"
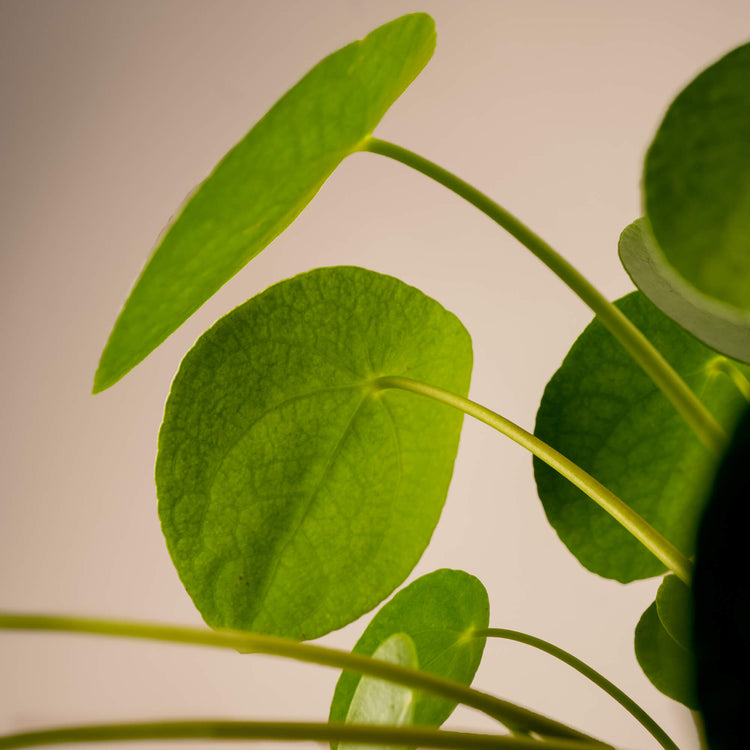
(2, 1, 749, 748)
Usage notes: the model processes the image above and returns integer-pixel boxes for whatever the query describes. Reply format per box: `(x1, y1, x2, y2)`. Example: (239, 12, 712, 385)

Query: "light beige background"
(2, 2, 748, 748)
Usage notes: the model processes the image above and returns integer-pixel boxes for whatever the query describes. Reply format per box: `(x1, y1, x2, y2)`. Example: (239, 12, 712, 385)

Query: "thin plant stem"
(691, 711, 709, 750)
(362, 136, 726, 456)
(0, 720, 615, 750)
(475, 628, 678, 750)
(0, 613, 606, 746)
(375, 375, 693, 584)
(708, 357, 750, 401)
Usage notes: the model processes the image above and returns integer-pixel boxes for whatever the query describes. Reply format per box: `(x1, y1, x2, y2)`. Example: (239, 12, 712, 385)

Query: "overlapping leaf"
(534, 291, 750, 582)
(655, 574, 692, 651)
(339, 633, 418, 750)
(693, 405, 750, 749)
(619, 218, 750, 363)
(330, 569, 489, 746)
(157, 267, 472, 640)
(644, 40, 750, 311)
(94, 13, 436, 392)
(634, 600, 697, 709)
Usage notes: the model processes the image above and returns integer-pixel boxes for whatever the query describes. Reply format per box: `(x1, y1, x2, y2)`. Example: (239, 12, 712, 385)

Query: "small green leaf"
(693, 405, 750, 749)
(655, 574, 692, 651)
(330, 569, 489, 747)
(94, 13, 436, 392)
(634, 601, 698, 709)
(340, 632, 418, 750)
(534, 291, 750, 582)
(157, 267, 472, 640)
(619, 218, 750, 363)
(644, 41, 750, 310)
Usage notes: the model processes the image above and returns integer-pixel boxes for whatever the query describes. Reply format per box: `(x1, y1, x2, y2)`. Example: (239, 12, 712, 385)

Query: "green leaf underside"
(533, 291, 750, 582)
(655, 575, 692, 651)
(340, 633, 418, 750)
(619, 218, 750, 363)
(93, 13, 436, 393)
(156, 267, 472, 640)
(692, 405, 750, 750)
(635, 601, 698, 709)
(644, 41, 750, 310)
(330, 569, 489, 748)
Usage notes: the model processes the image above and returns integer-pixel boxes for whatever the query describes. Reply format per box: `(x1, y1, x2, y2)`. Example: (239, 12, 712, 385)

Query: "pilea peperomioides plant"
(1, 11, 749, 750)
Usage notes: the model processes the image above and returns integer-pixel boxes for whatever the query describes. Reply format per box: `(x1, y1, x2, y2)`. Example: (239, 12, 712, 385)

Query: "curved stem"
(0, 721, 613, 750)
(476, 628, 678, 750)
(0, 613, 605, 746)
(362, 136, 726, 456)
(709, 357, 750, 401)
(375, 376, 693, 584)
(691, 711, 709, 750)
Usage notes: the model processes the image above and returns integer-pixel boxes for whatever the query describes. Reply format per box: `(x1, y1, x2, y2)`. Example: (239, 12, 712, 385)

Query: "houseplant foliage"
(1, 10, 749, 750)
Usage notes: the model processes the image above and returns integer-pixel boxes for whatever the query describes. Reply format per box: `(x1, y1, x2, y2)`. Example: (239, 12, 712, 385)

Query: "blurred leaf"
(655, 574, 692, 650)
(330, 569, 488, 747)
(635, 601, 698, 709)
(693, 405, 750, 749)
(534, 291, 750, 581)
(94, 13, 436, 392)
(644, 41, 750, 310)
(157, 267, 472, 640)
(339, 632, 418, 750)
(619, 218, 750, 363)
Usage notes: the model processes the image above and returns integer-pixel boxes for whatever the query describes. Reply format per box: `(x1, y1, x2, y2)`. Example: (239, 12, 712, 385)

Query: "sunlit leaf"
(693, 405, 750, 749)
(157, 267, 472, 639)
(644, 41, 750, 310)
(330, 569, 488, 747)
(534, 291, 750, 581)
(94, 13, 436, 392)
(619, 218, 750, 363)
(340, 632, 418, 750)
(634, 601, 697, 709)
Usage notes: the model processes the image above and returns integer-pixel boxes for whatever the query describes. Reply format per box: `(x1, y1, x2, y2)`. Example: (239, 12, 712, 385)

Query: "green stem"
(376, 375, 693, 585)
(475, 628, 678, 750)
(709, 357, 750, 401)
(0, 721, 612, 750)
(362, 136, 726, 456)
(691, 711, 709, 750)
(0, 613, 604, 746)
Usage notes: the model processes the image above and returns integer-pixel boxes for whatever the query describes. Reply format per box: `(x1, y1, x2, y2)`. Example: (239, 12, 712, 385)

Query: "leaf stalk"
(362, 137, 727, 455)
(476, 628, 678, 750)
(0, 613, 604, 745)
(376, 375, 693, 584)
(0, 720, 614, 750)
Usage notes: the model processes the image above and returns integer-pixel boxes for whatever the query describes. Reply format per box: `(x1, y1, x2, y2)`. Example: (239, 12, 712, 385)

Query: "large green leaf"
(533, 291, 749, 582)
(644, 41, 750, 310)
(634, 601, 697, 709)
(157, 267, 472, 640)
(692, 405, 750, 749)
(330, 569, 489, 746)
(340, 632, 418, 750)
(619, 218, 750, 363)
(94, 13, 436, 393)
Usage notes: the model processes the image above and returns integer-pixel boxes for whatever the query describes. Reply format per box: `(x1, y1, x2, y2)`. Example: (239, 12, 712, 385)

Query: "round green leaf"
(157, 267, 472, 640)
(634, 601, 698, 710)
(644, 41, 750, 310)
(533, 291, 750, 582)
(619, 218, 750, 363)
(94, 13, 436, 393)
(655, 574, 692, 651)
(329, 569, 488, 745)
(340, 632, 418, 750)
(693, 405, 750, 749)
